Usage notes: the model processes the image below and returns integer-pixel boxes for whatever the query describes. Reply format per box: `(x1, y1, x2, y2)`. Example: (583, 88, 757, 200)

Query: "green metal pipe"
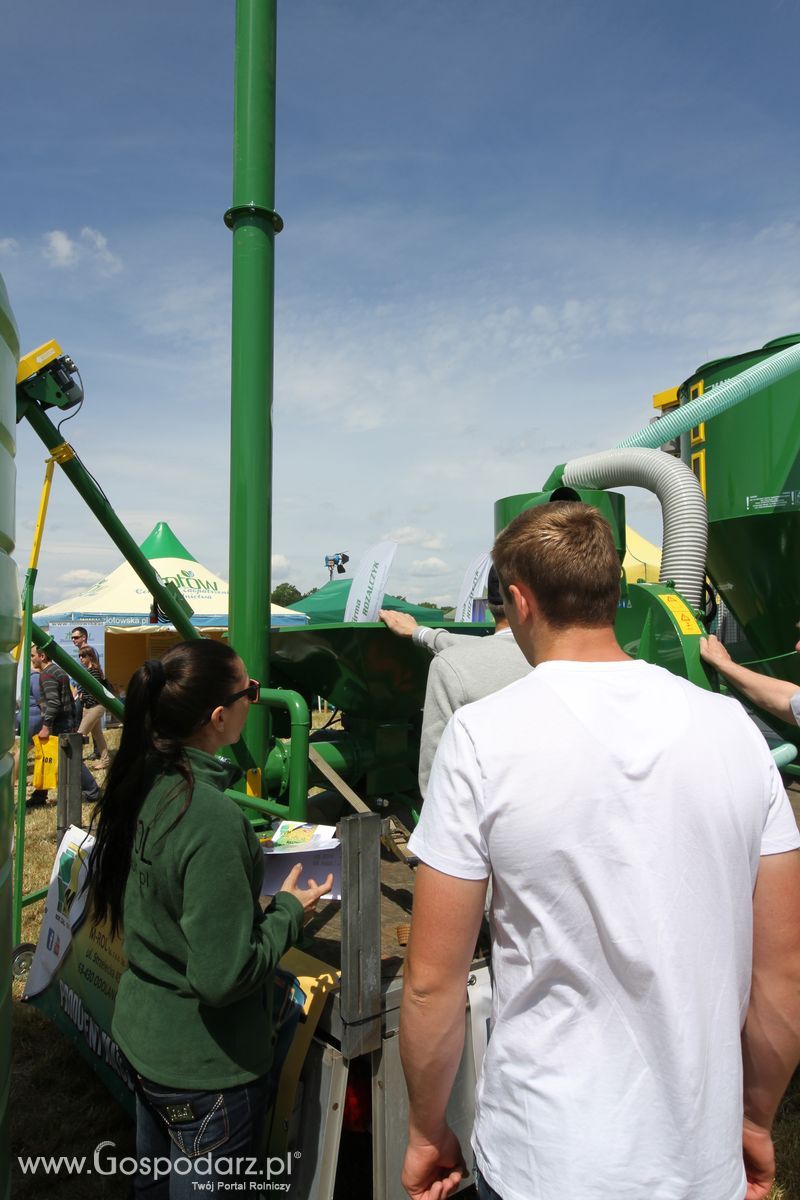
(13, 573, 35, 944)
(306, 736, 368, 784)
(259, 688, 308, 819)
(225, 0, 282, 781)
(31, 622, 124, 720)
(772, 742, 798, 770)
(617, 342, 800, 451)
(20, 401, 199, 645)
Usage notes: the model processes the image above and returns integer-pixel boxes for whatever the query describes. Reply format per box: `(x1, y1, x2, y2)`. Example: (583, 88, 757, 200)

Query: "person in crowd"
(70, 626, 101, 757)
(16, 649, 43, 739)
(84, 638, 332, 1196)
(400, 502, 800, 1200)
(12, 649, 42, 791)
(29, 644, 99, 806)
(380, 567, 529, 796)
(701, 631, 800, 725)
(75, 645, 112, 770)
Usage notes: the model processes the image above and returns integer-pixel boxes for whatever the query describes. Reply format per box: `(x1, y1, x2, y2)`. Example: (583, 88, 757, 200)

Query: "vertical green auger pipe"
(225, 0, 282, 782)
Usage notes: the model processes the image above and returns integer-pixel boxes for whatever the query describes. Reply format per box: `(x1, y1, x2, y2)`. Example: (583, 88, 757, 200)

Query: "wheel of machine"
(11, 943, 37, 983)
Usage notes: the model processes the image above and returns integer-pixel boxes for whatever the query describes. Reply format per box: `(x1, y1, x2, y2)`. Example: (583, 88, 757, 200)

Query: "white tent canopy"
(35, 521, 308, 628)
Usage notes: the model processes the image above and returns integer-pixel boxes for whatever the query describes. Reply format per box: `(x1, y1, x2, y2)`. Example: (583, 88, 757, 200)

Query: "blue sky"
(4, 0, 800, 606)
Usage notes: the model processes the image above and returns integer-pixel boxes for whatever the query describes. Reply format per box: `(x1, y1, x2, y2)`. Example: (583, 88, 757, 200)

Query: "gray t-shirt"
(418, 629, 530, 796)
(790, 690, 800, 726)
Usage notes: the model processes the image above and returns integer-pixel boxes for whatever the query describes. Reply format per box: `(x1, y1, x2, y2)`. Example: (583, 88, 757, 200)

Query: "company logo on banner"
(454, 552, 492, 623)
(344, 541, 398, 622)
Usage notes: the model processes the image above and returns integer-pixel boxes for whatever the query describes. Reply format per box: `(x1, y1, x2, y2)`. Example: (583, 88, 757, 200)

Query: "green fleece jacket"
(112, 747, 303, 1090)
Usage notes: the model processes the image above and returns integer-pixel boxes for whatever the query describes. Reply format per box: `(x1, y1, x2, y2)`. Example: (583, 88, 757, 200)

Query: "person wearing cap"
(700, 632, 800, 725)
(380, 566, 530, 796)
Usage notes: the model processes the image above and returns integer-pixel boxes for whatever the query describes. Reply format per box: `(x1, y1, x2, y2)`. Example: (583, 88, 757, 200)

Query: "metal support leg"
(340, 812, 382, 1058)
(57, 733, 84, 842)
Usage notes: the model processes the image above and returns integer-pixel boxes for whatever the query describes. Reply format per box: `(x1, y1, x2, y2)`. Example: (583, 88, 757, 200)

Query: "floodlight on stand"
(324, 551, 350, 581)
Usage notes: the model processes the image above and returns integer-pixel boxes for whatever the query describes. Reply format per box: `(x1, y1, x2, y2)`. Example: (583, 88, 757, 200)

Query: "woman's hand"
(279, 863, 334, 914)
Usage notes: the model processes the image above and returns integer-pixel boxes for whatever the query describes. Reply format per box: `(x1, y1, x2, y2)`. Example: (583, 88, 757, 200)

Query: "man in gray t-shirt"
(380, 568, 529, 795)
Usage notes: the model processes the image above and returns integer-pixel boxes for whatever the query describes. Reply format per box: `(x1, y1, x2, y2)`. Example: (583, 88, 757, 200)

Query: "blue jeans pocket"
(139, 1080, 230, 1158)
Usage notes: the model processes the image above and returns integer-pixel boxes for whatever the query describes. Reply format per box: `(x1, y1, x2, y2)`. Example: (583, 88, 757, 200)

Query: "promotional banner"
(343, 541, 398, 623)
(454, 552, 492, 623)
(24, 826, 136, 1113)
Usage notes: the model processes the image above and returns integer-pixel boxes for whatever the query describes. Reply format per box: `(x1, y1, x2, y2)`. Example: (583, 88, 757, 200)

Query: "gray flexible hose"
(561, 449, 707, 608)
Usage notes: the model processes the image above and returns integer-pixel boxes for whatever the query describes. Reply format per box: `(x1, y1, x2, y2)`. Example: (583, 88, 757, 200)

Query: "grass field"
(9, 741, 800, 1198)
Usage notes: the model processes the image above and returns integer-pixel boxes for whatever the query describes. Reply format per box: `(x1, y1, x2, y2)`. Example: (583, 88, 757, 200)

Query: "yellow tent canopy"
(623, 525, 661, 584)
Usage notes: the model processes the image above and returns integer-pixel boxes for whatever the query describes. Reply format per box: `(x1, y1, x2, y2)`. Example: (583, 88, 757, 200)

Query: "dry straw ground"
(10, 739, 800, 1198)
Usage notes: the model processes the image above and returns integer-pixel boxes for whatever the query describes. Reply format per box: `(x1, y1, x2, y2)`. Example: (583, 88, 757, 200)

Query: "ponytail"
(85, 639, 240, 936)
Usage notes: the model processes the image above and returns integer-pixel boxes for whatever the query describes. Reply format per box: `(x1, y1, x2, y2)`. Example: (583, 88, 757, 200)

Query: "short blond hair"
(492, 502, 621, 629)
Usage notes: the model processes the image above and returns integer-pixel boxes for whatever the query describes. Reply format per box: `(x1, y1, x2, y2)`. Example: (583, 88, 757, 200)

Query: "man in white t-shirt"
(400, 502, 800, 1200)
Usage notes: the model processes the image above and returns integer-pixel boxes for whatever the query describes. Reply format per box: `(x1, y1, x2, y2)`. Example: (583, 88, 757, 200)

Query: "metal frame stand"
(56, 733, 85, 843)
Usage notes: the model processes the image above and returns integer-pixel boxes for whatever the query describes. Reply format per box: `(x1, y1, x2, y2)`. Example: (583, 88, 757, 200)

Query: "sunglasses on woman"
(221, 679, 260, 707)
(195, 679, 261, 730)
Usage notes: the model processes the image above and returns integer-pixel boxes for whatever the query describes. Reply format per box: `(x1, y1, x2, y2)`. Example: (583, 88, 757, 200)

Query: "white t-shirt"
(409, 659, 800, 1200)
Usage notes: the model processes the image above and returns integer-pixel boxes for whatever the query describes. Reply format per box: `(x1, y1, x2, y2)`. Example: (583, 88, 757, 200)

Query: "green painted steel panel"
(269, 622, 485, 721)
(494, 487, 627, 559)
(679, 335, 800, 673)
(0, 274, 20, 1200)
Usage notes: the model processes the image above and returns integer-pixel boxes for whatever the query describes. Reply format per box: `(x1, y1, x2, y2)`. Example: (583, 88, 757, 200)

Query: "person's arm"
(180, 820, 330, 1008)
(380, 609, 419, 638)
(700, 636, 798, 723)
(400, 865, 488, 1200)
(380, 609, 462, 656)
(741, 849, 800, 1200)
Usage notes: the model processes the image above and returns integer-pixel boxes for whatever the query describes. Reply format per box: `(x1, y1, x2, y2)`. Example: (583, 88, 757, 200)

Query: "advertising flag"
(454, 552, 492, 623)
(344, 541, 398, 622)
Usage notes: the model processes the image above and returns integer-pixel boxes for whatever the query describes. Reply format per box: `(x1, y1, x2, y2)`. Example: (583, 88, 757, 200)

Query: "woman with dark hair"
(85, 638, 331, 1196)
(76, 644, 111, 769)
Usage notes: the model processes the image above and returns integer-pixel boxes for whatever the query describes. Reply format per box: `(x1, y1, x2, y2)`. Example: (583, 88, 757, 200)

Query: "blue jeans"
(475, 1166, 503, 1200)
(134, 1073, 270, 1199)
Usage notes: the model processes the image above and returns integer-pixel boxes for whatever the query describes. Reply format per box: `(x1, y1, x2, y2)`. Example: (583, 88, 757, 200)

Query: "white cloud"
(43, 230, 78, 268)
(41, 226, 122, 274)
(0, 238, 17, 255)
(80, 226, 122, 274)
(272, 554, 290, 574)
(381, 525, 444, 550)
(410, 557, 450, 576)
(59, 568, 105, 586)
